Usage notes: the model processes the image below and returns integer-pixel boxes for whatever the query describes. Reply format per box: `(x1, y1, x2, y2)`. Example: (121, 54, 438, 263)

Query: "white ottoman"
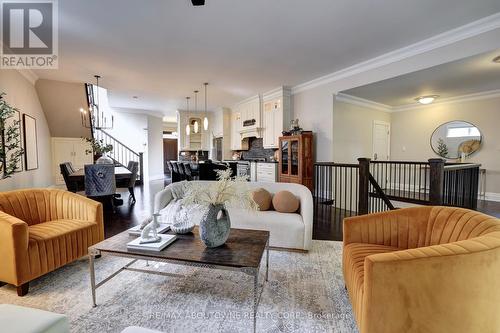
(0, 304, 69, 333)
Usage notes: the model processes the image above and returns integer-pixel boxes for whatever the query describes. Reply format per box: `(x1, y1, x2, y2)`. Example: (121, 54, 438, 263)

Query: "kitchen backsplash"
(240, 138, 276, 160)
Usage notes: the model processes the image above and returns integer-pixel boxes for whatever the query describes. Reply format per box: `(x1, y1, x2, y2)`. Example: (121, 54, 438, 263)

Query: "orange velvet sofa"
(0, 189, 104, 296)
(343, 206, 500, 333)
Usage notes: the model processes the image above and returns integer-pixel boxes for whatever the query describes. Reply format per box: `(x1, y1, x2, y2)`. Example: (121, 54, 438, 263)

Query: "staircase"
(93, 128, 144, 184)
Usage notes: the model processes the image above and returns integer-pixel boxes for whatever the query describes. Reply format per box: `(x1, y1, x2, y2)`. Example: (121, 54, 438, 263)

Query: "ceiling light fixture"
(203, 82, 209, 131)
(193, 90, 199, 134)
(415, 95, 439, 105)
(493, 55, 500, 63)
(81, 75, 114, 130)
(185, 97, 191, 136)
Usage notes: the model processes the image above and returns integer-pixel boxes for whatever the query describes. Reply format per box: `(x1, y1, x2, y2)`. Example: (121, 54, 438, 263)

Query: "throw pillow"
(272, 190, 300, 213)
(252, 188, 272, 211)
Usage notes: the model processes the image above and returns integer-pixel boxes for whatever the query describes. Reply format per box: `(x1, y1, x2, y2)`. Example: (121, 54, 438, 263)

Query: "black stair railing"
(314, 158, 481, 219)
(93, 129, 144, 184)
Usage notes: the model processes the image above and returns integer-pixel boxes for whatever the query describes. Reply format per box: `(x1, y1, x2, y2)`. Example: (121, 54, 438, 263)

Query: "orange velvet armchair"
(343, 206, 500, 333)
(0, 189, 104, 296)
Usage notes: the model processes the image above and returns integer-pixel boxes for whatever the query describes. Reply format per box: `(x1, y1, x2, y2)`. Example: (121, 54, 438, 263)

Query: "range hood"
(239, 126, 262, 139)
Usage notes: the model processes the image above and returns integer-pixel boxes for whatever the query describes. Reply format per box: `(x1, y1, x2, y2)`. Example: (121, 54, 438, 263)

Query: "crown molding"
(291, 12, 500, 95)
(262, 86, 291, 100)
(335, 93, 391, 112)
(234, 94, 261, 106)
(391, 89, 500, 112)
(338, 89, 500, 113)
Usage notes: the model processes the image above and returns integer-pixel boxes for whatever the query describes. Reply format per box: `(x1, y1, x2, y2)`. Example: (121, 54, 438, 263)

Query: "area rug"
(0, 240, 358, 333)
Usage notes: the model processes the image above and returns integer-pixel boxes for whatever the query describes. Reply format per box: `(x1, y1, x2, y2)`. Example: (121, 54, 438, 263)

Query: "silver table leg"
(89, 253, 97, 307)
(266, 241, 269, 282)
(253, 270, 258, 333)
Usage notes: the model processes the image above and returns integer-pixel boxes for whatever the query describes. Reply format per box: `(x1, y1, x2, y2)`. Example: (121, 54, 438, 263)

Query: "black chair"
(66, 161, 76, 174)
(165, 161, 172, 178)
(170, 161, 180, 183)
(60, 162, 84, 192)
(123, 161, 139, 203)
(183, 163, 194, 181)
(176, 162, 187, 181)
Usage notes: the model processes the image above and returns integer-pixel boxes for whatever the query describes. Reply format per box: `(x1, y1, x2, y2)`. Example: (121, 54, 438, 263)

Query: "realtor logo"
(1, 0, 58, 68)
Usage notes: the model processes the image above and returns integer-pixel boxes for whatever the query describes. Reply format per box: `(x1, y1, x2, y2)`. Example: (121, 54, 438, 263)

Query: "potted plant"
(182, 169, 257, 247)
(83, 137, 113, 163)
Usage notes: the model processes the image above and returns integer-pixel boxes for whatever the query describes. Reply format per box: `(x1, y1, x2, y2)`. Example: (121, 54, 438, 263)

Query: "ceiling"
(33, 0, 500, 118)
(342, 49, 500, 107)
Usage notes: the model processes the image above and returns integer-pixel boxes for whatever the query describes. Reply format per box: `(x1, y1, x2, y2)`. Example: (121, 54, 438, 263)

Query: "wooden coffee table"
(88, 226, 269, 331)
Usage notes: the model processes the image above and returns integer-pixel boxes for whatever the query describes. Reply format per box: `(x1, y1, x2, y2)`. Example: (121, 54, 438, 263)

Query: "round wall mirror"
(430, 121, 482, 159)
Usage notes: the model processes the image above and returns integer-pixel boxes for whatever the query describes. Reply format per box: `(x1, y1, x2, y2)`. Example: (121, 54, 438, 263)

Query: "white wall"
(0, 70, 53, 190)
(292, 87, 334, 162)
(147, 115, 165, 180)
(390, 96, 500, 195)
(332, 99, 391, 163)
(106, 108, 148, 153)
(35, 79, 91, 138)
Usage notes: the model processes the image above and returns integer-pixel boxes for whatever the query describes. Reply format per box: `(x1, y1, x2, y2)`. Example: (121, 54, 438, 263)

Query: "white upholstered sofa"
(154, 181, 313, 251)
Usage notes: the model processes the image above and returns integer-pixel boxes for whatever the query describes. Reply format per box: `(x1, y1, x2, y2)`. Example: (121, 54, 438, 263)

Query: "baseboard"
(485, 192, 500, 202)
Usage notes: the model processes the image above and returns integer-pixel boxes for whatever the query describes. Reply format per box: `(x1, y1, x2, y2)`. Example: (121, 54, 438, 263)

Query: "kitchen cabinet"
(256, 162, 277, 182)
(52, 137, 93, 185)
(262, 87, 291, 149)
(278, 132, 313, 190)
(210, 107, 232, 160)
(230, 109, 249, 151)
(177, 111, 211, 152)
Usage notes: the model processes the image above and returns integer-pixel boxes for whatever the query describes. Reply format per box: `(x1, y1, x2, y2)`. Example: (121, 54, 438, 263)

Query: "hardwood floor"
(103, 179, 500, 242)
(103, 178, 170, 238)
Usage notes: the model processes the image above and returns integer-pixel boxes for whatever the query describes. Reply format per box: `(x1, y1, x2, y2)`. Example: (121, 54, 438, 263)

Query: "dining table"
(68, 166, 133, 183)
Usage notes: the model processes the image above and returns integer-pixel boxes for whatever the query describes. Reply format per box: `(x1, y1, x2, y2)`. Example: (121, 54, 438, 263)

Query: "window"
(446, 126, 480, 138)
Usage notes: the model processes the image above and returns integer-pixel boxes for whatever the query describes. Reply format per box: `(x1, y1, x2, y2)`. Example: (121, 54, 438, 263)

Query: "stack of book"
(127, 223, 171, 236)
(127, 234, 177, 252)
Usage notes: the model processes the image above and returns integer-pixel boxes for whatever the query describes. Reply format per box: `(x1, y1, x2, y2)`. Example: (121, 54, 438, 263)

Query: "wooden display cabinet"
(278, 132, 313, 191)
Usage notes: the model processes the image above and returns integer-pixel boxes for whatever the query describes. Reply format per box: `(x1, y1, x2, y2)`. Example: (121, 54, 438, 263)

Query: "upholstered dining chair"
(176, 162, 187, 181)
(59, 162, 84, 192)
(183, 163, 193, 181)
(170, 161, 180, 183)
(122, 161, 139, 203)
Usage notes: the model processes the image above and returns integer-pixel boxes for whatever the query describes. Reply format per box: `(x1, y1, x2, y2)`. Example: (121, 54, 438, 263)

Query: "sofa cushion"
(272, 190, 299, 213)
(252, 188, 272, 211)
(227, 208, 304, 249)
(27, 219, 101, 279)
(343, 243, 401, 323)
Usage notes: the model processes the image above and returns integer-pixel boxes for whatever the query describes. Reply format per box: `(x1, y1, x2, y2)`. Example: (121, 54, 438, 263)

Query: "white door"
(52, 139, 75, 185)
(73, 141, 93, 169)
(372, 121, 390, 161)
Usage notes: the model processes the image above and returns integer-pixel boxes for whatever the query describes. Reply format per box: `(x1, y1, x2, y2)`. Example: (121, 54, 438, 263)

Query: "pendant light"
(193, 90, 199, 133)
(185, 96, 191, 136)
(203, 82, 209, 130)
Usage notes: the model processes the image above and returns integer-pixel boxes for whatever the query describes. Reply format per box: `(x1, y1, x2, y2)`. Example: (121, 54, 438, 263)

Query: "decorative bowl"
(170, 220, 195, 234)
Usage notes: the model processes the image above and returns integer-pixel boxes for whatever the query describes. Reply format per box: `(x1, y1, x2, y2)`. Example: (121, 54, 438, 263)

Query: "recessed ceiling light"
(493, 55, 500, 63)
(415, 95, 439, 105)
